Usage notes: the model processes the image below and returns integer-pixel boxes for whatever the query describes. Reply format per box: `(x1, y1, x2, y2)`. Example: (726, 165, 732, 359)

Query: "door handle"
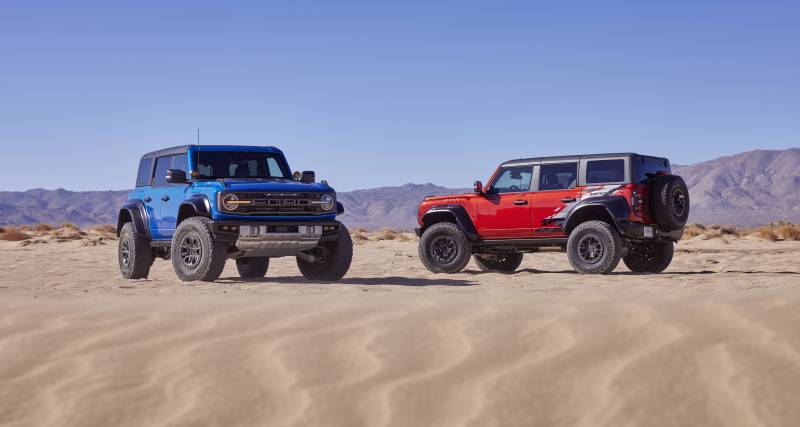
(513, 200, 528, 205)
(143, 196, 152, 203)
(161, 195, 170, 202)
(561, 197, 576, 203)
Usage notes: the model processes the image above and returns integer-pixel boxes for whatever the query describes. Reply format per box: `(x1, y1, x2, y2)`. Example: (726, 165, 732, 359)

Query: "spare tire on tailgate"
(650, 175, 690, 231)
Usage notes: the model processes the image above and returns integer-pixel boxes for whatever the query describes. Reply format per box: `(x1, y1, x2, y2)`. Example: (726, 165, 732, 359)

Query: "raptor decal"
(542, 185, 623, 224)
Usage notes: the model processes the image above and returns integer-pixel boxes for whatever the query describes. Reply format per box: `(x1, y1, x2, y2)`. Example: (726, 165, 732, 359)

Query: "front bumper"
(211, 220, 341, 257)
(619, 221, 684, 241)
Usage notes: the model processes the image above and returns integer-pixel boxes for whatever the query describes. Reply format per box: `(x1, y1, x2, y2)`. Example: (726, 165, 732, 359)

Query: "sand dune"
(1, 236, 800, 426)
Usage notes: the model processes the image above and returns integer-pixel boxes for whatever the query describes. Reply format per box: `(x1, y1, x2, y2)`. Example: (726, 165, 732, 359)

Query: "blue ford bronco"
(117, 145, 352, 282)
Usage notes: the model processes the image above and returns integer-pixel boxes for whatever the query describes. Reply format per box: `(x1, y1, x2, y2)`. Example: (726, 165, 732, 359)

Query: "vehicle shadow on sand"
(461, 268, 576, 275)
(463, 269, 800, 276)
(217, 275, 478, 287)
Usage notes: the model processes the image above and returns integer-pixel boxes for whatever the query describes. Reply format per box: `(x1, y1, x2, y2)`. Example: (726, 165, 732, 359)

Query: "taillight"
(631, 190, 643, 216)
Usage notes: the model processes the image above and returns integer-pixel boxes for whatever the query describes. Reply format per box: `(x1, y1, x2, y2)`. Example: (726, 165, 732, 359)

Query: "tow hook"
(297, 251, 320, 264)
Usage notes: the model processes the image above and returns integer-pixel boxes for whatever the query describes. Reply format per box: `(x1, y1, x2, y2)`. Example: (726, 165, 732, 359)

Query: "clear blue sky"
(1, 0, 798, 191)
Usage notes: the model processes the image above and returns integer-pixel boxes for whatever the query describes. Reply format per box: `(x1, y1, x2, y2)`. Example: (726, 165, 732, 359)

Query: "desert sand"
(1, 234, 800, 427)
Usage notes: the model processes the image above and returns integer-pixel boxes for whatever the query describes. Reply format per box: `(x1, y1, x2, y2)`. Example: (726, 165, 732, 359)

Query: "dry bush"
(776, 224, 800, 241)
(379, 228, 399, 241)
(718, 225, 739, 235)
(691, 224, 739, 240)
(35, 223, 56, 232)
(748, 226, 777, 241)
(91, 224, 117, 234)
(59, 223, 81, 231)
(52, 227, 87, 241)
(396, 232, 414, 242)
(706, 224, 738, 235)
(0, 229, 32, 241)
(81, 237, 108, 246)
(682, 223, 706, 239)
(0, 226, 5, 233)
(350, 227, 370, 242)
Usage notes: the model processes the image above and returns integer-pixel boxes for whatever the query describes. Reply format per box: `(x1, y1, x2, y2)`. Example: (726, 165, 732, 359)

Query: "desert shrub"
(0, 226, 5, 233)
(0, 229, 32, 241)
(777, 224, 800, 241)
(59, 223, 81, 231)
(748, 226, 777, 241)
(350, 227, 370, 242)
(91, 224, 117, 234)
(379, 228, 399, 240)
(54, 228, 86, 241)
(35, 223, 56, 232)
(682, 223, 706, 239)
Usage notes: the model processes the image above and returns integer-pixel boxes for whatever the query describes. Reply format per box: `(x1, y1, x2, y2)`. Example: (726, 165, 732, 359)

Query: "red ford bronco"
(415, 153, 689, 275)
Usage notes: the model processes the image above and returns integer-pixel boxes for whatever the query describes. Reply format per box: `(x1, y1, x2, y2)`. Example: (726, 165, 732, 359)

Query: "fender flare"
(562, 196, 631, 234)
(420, 204, 479, 242)
(177, 194, 212, 224)
(117, 200, 150, 239)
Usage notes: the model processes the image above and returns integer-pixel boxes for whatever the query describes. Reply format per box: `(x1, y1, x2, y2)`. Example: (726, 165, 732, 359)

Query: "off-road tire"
(567, 220, 622, 275)
(473, 253, 524, 273)
(651, 176, 690, 231)
(118, 222, 152, 279)
(418, 222, 472, 274)
(236, 257, 270, 278)
(623, 241, 674, 273)
(296, 224, 353, 281)
(170, 217, 227, 282)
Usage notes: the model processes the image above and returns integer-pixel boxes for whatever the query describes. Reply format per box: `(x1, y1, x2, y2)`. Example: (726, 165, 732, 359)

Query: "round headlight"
(222, 193, 240, 211)
(319, 194, 335, 211)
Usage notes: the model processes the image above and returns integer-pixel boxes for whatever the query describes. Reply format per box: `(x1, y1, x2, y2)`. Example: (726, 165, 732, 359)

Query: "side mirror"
(300, 171, 316, 184)
(474, 180, 484, 194)
(166, 169, 188, 184)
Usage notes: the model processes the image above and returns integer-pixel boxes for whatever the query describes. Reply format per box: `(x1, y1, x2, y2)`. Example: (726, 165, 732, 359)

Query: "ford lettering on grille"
(228, 192, 324, 215)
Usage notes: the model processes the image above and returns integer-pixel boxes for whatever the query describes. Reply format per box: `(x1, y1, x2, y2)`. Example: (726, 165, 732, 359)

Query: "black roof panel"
(141, 145, 191, 159)
(500, 152, 665, 166)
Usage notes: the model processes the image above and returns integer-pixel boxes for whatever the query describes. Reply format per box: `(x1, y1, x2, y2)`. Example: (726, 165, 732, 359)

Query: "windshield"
(196, 152, 290, 180)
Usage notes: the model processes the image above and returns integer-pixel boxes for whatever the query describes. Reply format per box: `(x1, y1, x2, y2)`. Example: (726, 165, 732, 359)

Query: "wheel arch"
(117, 200, 150, 239)
(563, 197, 630, 235)
(177, 194, 213, 225)
(419, 205, 479, 242)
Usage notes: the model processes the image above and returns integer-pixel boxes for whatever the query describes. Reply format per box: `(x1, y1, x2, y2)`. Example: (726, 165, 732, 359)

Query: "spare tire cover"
(650, 176, 690, 231)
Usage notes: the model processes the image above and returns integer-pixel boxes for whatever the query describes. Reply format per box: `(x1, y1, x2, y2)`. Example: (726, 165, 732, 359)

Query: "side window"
(539, 163, 578, 191)
(267, 158, 283, 177)
(247, 160, 261, 176)
(490, 166, 533, 194)
(586, 159, 625, 184)
(171, 154, 188, 174)
(153, 156, 171, 187)
(135, 158, 153, 187)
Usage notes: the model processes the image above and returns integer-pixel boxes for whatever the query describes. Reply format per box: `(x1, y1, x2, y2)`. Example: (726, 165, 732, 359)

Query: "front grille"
(223, 192, 327, 216)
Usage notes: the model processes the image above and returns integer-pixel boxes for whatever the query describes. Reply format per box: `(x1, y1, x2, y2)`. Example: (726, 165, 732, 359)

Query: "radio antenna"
(196, 128, 200, 146)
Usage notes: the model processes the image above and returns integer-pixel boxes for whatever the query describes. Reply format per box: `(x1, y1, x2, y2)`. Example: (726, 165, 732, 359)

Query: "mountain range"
(1, 148, 798, 229)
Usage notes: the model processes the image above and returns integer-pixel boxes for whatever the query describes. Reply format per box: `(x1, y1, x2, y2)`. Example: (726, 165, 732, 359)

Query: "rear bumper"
(619, 221, 684, 241)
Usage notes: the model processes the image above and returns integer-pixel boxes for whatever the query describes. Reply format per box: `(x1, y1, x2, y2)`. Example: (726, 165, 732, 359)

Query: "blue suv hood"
(217, 179, 332, 193)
